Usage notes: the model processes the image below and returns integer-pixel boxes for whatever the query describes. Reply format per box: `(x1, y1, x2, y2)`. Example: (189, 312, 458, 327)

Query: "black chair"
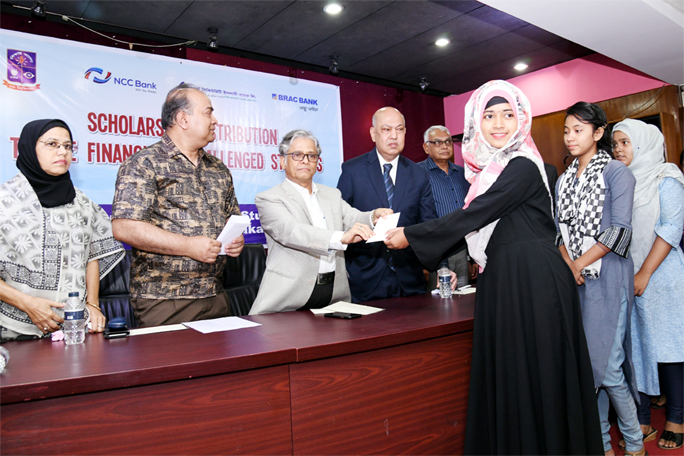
(222, 243, 267, 316)
(98, 244, 267, 324)
(98, 250, 138, 328)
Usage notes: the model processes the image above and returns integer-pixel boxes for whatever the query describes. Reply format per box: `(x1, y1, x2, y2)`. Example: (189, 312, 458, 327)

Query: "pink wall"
(445, 54, 666, 165)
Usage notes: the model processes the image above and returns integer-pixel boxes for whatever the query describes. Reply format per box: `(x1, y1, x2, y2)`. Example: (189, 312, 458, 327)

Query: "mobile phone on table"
(324, 312, 362, 319)
(104, 317, 130, 339)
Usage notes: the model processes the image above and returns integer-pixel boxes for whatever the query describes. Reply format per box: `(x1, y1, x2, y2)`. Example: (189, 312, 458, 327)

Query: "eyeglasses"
(425, 139, 453, 147)
(285, 152, 320, 162)
(38, 140, 74, 152)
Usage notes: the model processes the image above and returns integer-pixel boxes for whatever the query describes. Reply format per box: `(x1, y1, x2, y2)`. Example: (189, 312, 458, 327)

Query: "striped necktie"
(383, 163, 394, 209)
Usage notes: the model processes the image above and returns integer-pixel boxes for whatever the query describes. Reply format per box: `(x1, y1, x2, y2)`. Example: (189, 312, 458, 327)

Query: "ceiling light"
(207, 27, 218, 52)
(419, 76, 430, 93)
(514, 62, 529, 71)
(435, 38, 450, 47)
(324, 4, 343, 15)
(31, 1, 46, 18)
(329, 56, 339, 75)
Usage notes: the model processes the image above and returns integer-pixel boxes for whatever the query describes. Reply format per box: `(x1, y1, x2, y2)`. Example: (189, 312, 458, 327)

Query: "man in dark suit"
(337, 107, 437, 302)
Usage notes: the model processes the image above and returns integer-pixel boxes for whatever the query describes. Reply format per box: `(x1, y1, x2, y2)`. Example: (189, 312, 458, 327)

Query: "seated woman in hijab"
(384, 80, 602, 455)
(0, 119, 125, 341)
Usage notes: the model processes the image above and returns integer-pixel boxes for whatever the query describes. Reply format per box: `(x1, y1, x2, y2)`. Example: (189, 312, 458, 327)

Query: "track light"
(31, 1, 46, 18)
(329, 56, 339, 75)
(419, 77, 430, 93)
(207, 27, 219, 51)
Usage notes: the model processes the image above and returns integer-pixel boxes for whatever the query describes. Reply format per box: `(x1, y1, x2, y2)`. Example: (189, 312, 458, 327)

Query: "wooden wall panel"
(290, 332, 473, 455)
(531, 86, 682, 174)
(1, 365, 293, 456)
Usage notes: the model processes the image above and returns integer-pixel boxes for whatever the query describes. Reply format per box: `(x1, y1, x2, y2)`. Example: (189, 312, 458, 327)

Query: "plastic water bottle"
(63, 292, 85, 345)
(438, 267, 452, 298)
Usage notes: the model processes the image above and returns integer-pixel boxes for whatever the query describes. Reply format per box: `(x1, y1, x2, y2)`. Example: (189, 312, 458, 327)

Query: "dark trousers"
(132, 291, 231, 327)
(637, 362, 684, 425)
(351, 266, 409, 303)
(299, 273, 335, 310)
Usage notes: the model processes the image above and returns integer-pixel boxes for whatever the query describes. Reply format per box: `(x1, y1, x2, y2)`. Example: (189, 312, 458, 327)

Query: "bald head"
(370, 107, 406, 162)
(372, 107, 405, 129)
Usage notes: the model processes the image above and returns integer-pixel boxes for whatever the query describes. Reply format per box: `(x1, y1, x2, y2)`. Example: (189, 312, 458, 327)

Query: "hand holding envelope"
(367, 212, 401, 243)
(217, 215, 251, 255)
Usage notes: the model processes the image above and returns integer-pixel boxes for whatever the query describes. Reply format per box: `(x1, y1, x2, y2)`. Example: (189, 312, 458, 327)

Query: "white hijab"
(613, 118, 684, 270)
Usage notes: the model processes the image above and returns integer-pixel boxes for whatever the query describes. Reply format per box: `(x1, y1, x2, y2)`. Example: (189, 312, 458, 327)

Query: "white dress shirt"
(376, 150, 399, 184)
(285, 179, 345, 273)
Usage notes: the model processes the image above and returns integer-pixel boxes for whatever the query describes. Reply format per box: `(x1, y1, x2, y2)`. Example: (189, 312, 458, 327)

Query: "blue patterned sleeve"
(655, 177, 684, 248)
(595, 161, 635, 258)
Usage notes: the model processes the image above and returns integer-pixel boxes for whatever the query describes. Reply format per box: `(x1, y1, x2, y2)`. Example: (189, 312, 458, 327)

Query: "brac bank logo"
(84, 67, 112, 84)
(271, 93, 318, 106)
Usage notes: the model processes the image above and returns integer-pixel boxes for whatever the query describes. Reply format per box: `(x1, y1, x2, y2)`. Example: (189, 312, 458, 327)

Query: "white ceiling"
(481, 0, 684, 86)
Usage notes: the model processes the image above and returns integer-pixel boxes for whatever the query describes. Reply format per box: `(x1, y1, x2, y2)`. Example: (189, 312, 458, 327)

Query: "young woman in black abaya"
(384, 80, 602, 455)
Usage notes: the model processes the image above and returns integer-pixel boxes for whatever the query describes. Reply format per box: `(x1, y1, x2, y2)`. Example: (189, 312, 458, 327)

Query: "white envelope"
(217, 215, 251, 254)
(366, 212, 400, 243)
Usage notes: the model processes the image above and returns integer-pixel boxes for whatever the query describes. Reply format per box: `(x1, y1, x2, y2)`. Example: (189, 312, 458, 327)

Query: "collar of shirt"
(285, 178, 326, 229)
(161, 133, 207, 163)
(425, 156, 459, 174)
(376, 150, 400, 184)
(285, 178, 340, 273)
(286, 177, 318, 198)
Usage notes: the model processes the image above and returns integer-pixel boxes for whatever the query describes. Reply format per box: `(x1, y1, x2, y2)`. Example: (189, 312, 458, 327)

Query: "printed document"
(183, 317, 261, 334)
(310, 302, 384, 315)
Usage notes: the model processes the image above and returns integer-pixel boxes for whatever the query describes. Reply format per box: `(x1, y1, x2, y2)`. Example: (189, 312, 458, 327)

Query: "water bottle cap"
(68, 292, 79, 297)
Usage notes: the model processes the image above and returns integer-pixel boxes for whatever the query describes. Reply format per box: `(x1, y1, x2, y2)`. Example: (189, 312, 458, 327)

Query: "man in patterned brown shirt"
(111, 83, 244, 327)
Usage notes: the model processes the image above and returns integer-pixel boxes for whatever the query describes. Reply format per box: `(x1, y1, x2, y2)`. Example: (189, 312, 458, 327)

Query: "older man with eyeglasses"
(249, 130, 392, 315)
(418, 125, 475, 288)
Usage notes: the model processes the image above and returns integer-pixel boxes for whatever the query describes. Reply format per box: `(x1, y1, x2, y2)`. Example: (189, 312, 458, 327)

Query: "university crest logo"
(3, 49, 40, 91)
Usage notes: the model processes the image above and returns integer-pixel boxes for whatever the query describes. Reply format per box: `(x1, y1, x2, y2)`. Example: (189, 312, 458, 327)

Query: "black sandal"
(650, 396, 666, 410)
(658, 430, 684, 450)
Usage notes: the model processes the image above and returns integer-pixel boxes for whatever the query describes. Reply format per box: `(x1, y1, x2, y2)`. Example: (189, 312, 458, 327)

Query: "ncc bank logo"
(84, 67, 112, 84)
(83, 67, 157, 91)
(84, 67, 157, 93)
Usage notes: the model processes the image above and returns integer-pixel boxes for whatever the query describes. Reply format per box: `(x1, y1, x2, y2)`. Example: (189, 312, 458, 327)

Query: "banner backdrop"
(1, 29, 344, 244)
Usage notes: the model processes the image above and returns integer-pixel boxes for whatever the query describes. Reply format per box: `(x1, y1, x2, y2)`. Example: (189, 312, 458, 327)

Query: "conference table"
(0, 292, 475, 455)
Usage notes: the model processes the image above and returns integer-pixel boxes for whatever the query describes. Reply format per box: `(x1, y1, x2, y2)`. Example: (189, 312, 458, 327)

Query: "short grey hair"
(372, 107, 406, 129)
(161, 83, 202, 130)
(423, 125, 451, 143)
(278, 129, 322, 157)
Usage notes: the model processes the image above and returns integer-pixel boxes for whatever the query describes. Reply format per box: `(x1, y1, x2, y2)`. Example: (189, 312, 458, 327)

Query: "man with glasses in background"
(249, 130, 392, 315)
(418, 125, 475, 289)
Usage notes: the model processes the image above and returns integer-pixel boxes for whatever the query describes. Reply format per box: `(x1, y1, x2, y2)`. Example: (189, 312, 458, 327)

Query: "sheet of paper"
(217, 215, 251, 254)
(129, 324, 187, 336)
(430, 286, 476, 296)
(183, 317, 261, 334)
(366, 212, 400, 243)
(310, 301, 385, 315)
(453, 287, 477, 295)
